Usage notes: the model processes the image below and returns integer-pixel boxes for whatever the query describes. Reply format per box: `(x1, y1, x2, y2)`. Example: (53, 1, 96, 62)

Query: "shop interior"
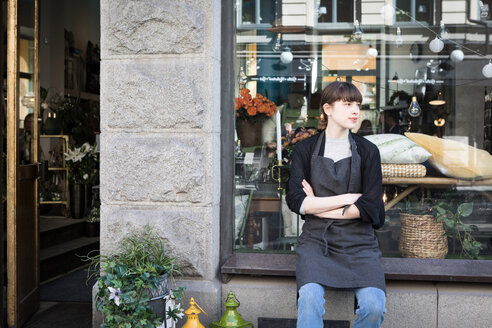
(233, 1, 492, 261)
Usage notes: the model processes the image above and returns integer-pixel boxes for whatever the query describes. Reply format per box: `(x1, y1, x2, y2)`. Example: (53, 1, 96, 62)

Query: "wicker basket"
(398, 213, 448, 259)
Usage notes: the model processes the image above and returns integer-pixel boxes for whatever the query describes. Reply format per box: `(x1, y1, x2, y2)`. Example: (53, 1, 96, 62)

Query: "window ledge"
(221, 253, 492, 283)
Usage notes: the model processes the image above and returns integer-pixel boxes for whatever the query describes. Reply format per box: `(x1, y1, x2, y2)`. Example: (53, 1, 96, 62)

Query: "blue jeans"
(297, 283, 386, 328)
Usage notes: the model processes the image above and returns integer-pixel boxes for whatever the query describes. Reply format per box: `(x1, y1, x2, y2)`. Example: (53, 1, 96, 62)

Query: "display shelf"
(40, 135, 70, 216)
(383, 176, 492, 210)
(383, 177, 492, 186)
(64, 88, 99, 101)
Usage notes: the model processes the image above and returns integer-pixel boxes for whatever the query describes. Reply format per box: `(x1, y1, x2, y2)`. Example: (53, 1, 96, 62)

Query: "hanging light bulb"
(382, 189, 388, 204)
(396, 27, 403, 47)
(238, 66, 247, 85)
(272, 33, 282, 52)
(429, 37, 444, 53)
(483, 60, 492, 78)
(450, 47, 464, 63)
(439, 21, 449, 40)
(280, 46, 293, 64)
(352, 20, 363, 40)
(380, 4, 395, 21)
(366, 44, 378, 58)
(408, 96, 422, 117)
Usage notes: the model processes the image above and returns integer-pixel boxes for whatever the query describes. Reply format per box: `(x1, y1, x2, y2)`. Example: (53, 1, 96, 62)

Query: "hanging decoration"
(280, 47, 293, 64)
(483, 60, 492, 78)
(450, 47, 464, 63)
(391, 3, 492, 78)
(429, 37, 444, 53)
(396, 27, 403, 47)
(366, 44, 378, 58)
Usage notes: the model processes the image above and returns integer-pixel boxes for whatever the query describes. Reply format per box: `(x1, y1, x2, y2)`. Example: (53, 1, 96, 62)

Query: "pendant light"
(483, 60, 492, 78)
(366, 44, 378, 58)
(280, 47, 293, 64)
(429, 91, 446, 106)
(429, 37, 444, 53)
(408, 96, 422, 117)
(450, 46, 464, 63)
(396, 27, 403, 47)
(434, 118, 446, 127)
(352, 20, 363, 40)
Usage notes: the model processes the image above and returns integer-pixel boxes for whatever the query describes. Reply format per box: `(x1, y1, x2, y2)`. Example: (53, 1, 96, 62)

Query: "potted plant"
(235, 88, 277, 147)
(84, 206, 100, 237)
(397, 195, 448, 259)
(65, 142, 99, 218)
(87, 226, 185, 328)
(398, 195, 483, 259)
(434, 201, 483, 259)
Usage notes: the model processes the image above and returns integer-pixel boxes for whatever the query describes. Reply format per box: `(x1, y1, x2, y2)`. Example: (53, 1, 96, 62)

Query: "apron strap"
(322, 221, 334, 256)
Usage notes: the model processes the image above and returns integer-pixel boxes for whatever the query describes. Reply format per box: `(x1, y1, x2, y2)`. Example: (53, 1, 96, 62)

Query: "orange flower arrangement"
(235, 88, 277, 123)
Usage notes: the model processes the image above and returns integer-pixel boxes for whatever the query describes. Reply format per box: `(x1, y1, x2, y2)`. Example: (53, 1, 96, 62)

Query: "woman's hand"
(302, 179, 315, 197)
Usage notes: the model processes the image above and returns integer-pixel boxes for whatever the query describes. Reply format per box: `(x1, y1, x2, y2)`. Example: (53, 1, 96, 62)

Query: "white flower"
(83, 174, 89, 180)
(175, 306, 184, 319)
(108, 287, 121, 306)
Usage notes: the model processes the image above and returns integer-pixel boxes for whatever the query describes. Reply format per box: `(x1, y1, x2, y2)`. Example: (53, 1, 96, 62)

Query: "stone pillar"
(96, 0, 222, 326)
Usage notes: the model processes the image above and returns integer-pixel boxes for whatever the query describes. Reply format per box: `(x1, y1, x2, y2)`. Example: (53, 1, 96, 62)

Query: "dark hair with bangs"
(318, 82, 362, 130)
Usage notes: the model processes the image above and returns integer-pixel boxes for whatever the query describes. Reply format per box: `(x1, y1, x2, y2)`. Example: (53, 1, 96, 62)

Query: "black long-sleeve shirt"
(286, 131, 385, 229)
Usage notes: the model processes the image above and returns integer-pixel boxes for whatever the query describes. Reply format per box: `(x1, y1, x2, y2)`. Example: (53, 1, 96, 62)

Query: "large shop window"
(224, 0, 492, 281)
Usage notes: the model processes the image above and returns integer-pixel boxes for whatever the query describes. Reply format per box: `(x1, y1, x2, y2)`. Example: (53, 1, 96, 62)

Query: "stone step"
(40, 237, 99, 282)
(40, 216, 86, 249)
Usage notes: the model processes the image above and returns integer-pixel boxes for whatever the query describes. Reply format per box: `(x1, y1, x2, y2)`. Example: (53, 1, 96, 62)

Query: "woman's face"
(323, 100, 360, 130)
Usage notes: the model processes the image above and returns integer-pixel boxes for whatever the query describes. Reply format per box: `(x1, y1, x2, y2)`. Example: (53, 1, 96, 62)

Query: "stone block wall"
(98, 0, 222, 326)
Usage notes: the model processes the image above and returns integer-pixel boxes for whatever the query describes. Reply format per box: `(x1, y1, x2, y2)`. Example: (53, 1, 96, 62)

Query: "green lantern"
(209, 291, 253, 328)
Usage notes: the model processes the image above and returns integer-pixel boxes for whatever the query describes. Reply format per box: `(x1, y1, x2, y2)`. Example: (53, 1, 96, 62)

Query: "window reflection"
(233, 0, 492, 260)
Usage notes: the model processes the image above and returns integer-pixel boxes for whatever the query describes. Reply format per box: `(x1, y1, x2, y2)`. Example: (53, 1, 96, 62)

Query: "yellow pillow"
(405, 132, 492, 179)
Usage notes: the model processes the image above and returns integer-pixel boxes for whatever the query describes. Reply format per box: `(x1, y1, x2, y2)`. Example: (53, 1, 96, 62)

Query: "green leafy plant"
(397, 194, 433, 215)
(86, 227, 185, 328)
(85, 206, 100, 223)
(435, 202, 483, 259)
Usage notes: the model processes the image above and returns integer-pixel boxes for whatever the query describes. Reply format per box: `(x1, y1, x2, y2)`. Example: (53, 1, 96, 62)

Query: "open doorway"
(1, 1, 100, 326)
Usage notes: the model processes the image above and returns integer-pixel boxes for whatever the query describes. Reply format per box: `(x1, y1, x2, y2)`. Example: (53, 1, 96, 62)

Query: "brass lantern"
(182, 297, 207, 328)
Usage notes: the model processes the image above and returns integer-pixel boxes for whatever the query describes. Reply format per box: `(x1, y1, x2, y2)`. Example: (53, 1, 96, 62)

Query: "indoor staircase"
(40, 216, 99, 282)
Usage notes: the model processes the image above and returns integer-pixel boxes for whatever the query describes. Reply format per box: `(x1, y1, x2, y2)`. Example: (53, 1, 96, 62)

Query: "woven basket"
(398, 213, 448, 259)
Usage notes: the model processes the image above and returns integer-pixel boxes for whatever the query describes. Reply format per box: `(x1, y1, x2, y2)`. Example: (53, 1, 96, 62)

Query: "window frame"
(393, 0, 434, 26)
(314, 0, 355, 27)
(236, 0, 278, 29)
(220, 0, 492, 283)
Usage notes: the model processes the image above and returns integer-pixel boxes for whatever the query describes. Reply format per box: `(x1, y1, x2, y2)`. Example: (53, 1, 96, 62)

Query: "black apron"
(296, 132, 386, 292)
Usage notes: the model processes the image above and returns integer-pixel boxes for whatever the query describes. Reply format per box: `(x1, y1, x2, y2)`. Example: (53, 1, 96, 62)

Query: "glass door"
(6, 0, 40, 326)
